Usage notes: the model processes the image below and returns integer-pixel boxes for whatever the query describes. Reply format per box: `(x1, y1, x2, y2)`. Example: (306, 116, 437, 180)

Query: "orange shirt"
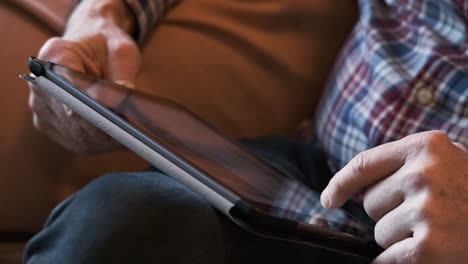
(133, 0, 358, 137)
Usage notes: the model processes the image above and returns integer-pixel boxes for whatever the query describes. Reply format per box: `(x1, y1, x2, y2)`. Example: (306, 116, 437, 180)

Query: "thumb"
(106, 36, 141, 89)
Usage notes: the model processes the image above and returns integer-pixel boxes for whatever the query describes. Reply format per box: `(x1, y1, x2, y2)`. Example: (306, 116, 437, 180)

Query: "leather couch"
(0, 0, 357, 262)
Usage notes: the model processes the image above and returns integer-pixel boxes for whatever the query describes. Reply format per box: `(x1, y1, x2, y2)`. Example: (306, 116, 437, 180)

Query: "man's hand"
(321, 131, 468, 263)
(29, 0, 140, 155)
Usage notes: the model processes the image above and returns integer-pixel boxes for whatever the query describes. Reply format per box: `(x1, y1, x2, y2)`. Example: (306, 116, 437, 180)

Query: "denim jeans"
(23, 136, 371, 264)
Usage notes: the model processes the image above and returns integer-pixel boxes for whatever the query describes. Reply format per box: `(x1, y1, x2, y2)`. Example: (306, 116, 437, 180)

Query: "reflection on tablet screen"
(51, 63, 372, 239)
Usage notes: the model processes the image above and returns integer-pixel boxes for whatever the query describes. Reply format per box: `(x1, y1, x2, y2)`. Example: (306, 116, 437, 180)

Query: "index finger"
(321, 140, 408, 209)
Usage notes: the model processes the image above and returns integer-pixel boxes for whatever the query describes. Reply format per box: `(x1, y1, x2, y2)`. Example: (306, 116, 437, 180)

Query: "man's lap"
(23, 137, 370, 264)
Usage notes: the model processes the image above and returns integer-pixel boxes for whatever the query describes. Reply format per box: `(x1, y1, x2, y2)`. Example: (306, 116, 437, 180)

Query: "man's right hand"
(28, 0, 141, 155)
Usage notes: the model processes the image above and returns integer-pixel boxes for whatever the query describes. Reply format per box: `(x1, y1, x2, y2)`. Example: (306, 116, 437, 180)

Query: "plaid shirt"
(124, 0, 468, 171)
(82, 0, 468, 169)
(315, 0, 468, 171)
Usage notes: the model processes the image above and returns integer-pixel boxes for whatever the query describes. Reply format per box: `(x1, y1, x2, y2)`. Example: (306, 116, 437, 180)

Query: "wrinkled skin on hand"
(321, 131, 468, 264)
(28, 0, 140, 155)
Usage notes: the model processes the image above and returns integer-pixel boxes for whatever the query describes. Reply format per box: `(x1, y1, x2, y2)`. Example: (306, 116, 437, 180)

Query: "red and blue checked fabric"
(315, 0, 468, 171)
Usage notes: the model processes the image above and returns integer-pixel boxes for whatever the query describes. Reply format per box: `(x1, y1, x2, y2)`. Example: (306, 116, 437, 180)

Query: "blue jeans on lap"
(23, 137, 371, 264)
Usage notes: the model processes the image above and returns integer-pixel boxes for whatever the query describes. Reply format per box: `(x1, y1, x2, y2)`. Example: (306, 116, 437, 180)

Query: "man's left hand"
(321, 131, 468, 263)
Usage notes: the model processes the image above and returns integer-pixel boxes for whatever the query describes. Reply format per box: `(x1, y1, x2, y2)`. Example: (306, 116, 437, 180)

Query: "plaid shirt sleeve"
(315, 0, 468, 172)
(75, 0, 179, 42)
(122, 0, 179, 42)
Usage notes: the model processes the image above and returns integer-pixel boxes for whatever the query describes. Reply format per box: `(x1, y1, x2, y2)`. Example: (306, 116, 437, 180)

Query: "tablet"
(21, 57, 382, 259)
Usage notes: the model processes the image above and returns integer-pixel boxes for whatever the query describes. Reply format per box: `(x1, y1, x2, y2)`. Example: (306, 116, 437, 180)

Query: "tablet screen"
(50, 63, 373, 240)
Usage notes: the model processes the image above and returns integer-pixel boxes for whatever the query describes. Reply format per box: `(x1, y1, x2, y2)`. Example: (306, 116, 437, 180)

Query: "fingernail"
(115, 80, 136, 89)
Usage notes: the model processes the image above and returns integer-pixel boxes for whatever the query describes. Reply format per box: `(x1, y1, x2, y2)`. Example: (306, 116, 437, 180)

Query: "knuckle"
(414, 196, 436, 222)
(351, 151, 370, 175)
(405, 131, 451, 157)
(45, 36, 64, 46)
(108, 40, 139, 61)
(38, 37, 67, 58)
(409, 161, 443, 192)
(406, 169, 430, 191)
(421, 131, 450, 148)
(416, 209, 431, 224)
(109, 39, 136, 54)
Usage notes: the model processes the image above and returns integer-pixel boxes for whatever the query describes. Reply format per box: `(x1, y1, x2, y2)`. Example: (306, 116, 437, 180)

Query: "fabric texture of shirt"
(315, 0, 468, 171)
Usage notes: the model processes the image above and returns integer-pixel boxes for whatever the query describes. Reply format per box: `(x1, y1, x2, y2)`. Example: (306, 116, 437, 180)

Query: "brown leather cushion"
(0, 0, 357, 231)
